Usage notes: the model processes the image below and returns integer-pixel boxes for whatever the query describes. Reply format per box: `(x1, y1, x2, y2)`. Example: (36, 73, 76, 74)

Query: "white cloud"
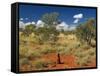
(73, 19, 79, 23)
(24, 21, 36, 26)
(36, 20, 43, 25)
(20, 18, 23, 21)
(58, 22, 68, 27)
(73, 13, 83, 19)
(56, 22, 77, 31)
(73, 13, 83, 23)
(56, 22, 69, 31)
(36, 20, 44, 27)
(69, 26, 76, 31)
(19, 21, 25, 28)
(32, 21, 35, 25)
(19, 21, 36, 29)
(25, 22, 32, 26)
(19, 19, 77, 31)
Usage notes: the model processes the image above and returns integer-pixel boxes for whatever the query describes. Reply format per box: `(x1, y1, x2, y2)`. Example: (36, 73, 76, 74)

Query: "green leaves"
(34, 27, 59, 43)
(41, 12, 59, 25)
(76, 18, 96, 46)
(23, 24, 36, 36)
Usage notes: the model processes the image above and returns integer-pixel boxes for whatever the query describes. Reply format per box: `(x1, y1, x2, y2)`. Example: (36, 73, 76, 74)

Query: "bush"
(19, 58, 29, 66)
(19, 45, 29, 58)
(76, 19, 96, 47)
(34, 59, 52, 70)
(40, 48, 52, 54)
(29, 50, 42, 59)
(76, 55, 90, 66)
(39, 46, 57, 54)
(74, 45, 96, 67)
(56, 46, 70, 55)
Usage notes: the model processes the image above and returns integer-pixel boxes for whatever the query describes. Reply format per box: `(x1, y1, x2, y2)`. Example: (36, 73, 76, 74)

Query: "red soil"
(41, 53, 77, 69)
(60, 55, 77, 68)
(20, 53, 96, 71)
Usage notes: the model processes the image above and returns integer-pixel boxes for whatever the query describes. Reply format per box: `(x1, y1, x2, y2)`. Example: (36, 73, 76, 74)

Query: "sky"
(19, 4, 96, 29)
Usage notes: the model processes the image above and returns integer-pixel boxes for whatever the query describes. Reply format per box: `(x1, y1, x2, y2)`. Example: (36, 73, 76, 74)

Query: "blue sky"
(19, 4, 96, 25)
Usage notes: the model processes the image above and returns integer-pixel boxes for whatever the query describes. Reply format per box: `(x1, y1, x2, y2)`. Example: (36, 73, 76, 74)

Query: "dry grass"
(19, 32, 96, 71)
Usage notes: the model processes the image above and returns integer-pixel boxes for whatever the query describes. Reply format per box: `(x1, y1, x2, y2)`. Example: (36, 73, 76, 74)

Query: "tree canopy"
(41, 12, 59, 26)
(76, 18, 96, 46)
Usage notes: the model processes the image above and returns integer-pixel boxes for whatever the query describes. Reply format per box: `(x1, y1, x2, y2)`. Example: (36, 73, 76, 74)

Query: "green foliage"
(19, 45, 29, 58)
(74, 44, 96, 66)
(30, 50, 42, 59)
(41, 12, 59, 25)
(34, 27, 59, 43)
(19, 12, 96, 70)
(19, 58, 29, 65)
(40, 47, 56, 54)
(76, 18, 96, 46)
(63, 30, 76, 35)
(23, 24, 36, 36)
(34, 59, 52, 70)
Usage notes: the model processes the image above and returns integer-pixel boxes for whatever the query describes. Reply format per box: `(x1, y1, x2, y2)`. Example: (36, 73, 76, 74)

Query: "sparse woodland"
(19, 12, 96, 71)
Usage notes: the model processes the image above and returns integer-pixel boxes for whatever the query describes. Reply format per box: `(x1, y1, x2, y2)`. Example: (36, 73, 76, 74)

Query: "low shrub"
(29, 51, 42, 59)
(19, 58, 29, 66)
(34, 59, 52, 70)
(39, 46, 57, 54)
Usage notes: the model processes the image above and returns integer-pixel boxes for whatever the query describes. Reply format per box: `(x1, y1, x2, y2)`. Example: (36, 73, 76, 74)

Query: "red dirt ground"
(20, 53, 96, 71)
(41, 53, 77, 69)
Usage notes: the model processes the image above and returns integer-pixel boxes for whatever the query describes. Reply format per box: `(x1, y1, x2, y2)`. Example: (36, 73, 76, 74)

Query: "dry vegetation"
(19, 12, 96, 71)
(19, 31, 96, 71)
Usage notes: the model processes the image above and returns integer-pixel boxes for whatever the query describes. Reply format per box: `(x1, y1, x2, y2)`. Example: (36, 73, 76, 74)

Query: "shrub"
(55, 46, 71, 55)
(19, 45, 29, 58)
(19, 58, 29, 66)
(40, 48, 52, 54)
(74, 46, 96, 67)
(39, 46, 57, 54)
(34, 59, 52, 70)
(76, 55, 90, 66)
(29, 51, 42, 59)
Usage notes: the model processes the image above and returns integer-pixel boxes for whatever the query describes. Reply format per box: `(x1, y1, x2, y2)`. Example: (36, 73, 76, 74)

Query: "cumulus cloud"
(20, 18, 23, 21)
(19, 21, 36, 28)
(36, 20, 43, 25)
(20, 17, 29, 21)
(36, 20, 44, 27)
(73, 13, 83, 19)
(32, 21, 35, 25)
(73, 19, 79, 23)
(58, 22, 68, 27)
(19, 19, 77, 31)
(19, 21, 25, 28)
(56, 22, 69, 31)
(56, 21, 77, 31)
(68, 26, 76, 31)
(25, 22, 32, 26)
(73, 13, 83, 23)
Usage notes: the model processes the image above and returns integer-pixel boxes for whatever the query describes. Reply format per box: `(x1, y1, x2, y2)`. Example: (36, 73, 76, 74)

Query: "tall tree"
(41, 12, 59, 26)
(76, 18, 96, 46)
